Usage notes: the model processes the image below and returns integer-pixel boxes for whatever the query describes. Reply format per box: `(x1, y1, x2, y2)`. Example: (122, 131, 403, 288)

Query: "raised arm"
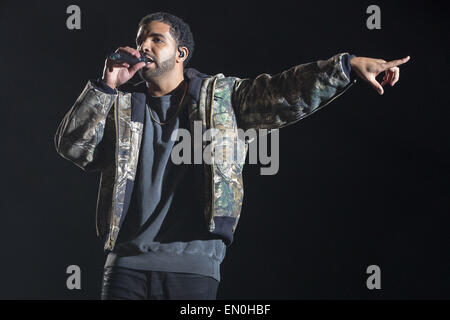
(55, 46, 147, 172)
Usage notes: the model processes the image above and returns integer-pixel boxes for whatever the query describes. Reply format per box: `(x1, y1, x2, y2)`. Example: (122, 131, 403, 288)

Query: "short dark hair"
(137, 12, 194, 67)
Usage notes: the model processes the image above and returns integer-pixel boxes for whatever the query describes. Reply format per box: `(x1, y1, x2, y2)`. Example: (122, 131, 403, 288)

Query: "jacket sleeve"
(231, 52, 357, 131)
(54, 80, 118, 172)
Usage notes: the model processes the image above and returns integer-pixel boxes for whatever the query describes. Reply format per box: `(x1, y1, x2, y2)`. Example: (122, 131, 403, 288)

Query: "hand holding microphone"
(108, 51, 151, 65)
(102, 47, 150, 89)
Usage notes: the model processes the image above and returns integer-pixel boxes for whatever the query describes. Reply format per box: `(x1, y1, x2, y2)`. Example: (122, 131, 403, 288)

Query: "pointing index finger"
(381, 56, 410, 70)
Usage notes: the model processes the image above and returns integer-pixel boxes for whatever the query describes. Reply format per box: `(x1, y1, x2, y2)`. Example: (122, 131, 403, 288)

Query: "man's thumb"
(369, 78, 384, 95)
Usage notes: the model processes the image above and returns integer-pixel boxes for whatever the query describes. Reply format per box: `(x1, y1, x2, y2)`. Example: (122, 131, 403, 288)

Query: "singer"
(54, 12, 410, 300)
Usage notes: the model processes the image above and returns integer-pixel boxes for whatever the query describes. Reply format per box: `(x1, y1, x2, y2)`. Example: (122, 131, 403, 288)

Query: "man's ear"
(177, 46, 189, 62)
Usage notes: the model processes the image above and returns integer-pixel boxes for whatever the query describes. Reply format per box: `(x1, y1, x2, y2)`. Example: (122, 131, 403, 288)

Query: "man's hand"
(350, 55, 410, 95)
(102, 46, 147, 89)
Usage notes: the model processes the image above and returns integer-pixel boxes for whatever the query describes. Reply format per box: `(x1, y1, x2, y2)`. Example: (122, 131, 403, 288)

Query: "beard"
(138, 51, 176, 81)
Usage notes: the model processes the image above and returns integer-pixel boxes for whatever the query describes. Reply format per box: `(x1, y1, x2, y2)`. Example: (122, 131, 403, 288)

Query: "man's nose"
(141, 46, 153, 57)
(138, 41, 151, 54)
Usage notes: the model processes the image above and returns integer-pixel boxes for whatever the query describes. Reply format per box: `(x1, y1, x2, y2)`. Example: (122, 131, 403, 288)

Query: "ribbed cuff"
(341, 53, 356, 81)
(91, 78, 117, 94)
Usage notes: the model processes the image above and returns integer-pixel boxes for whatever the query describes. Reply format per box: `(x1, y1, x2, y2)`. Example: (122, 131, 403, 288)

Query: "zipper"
(107, 94, 120, 250)
(209, 77, 218, 231)
(205, 76, 355, 232)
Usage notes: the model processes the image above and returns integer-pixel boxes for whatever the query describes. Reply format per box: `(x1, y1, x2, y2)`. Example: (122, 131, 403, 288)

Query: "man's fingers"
(368, 76, 384, 95)
(117, 46, 141, 58)
(128, 61, 147, 74)
(381, 56, 410, 70)
(380, 70, 393, 87)
(385, 70, 394, 86)
(106, 59, 129, 68)
(391, 68, 400, 86)
(381, 73, 389, 87)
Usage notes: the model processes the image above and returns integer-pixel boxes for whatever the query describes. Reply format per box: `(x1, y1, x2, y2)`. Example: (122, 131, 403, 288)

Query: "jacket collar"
(127, 67, 210, 123)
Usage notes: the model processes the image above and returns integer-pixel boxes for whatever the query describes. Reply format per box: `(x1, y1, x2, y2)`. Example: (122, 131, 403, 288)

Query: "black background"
(1, 0, 448, 299)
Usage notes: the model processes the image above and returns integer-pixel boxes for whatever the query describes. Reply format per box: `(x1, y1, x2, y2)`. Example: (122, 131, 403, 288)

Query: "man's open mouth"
(144, 55, 155, 63)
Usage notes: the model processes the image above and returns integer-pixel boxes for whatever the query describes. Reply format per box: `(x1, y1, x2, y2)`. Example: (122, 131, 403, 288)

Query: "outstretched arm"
(231, 53, 411, 131)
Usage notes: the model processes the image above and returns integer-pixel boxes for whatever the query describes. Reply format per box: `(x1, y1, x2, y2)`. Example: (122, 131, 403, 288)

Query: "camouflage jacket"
(54, 52, 356, 251)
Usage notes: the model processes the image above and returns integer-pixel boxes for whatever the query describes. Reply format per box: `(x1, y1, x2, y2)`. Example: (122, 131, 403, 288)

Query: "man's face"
(136, 21, 178, 80)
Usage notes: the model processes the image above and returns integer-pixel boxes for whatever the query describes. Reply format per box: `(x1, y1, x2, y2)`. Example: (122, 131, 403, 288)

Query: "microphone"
(107, 51, 151, 65)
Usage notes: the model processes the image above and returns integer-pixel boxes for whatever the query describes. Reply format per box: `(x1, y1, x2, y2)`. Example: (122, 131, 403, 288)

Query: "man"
(54, 12, 410, 300)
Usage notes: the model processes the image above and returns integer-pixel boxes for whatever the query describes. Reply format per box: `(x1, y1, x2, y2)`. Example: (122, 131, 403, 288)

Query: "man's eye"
(154, 38, 162, 43)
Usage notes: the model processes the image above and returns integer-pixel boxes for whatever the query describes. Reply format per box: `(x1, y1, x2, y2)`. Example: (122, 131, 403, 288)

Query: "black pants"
(101, 266, 219, 300)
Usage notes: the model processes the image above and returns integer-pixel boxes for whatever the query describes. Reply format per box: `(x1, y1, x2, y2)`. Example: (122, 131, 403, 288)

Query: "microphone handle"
(108, 51, 150, 65)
